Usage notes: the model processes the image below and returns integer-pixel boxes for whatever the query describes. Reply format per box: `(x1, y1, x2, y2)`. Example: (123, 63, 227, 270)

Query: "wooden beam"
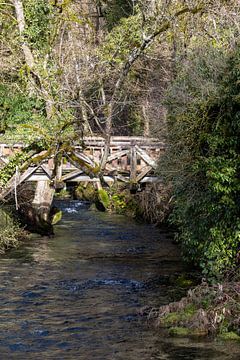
(116, 174, 129, 183)
(106, 149, 129, 162)
(0, 157, 8, 165)
(135, 145, 157, 169)
(40, 164, 52, 179)
(0, 166, 38, 200)
(72, 151, 95, 167)
(61, 169, 83, 181)
(66, 175, 114, 183)
(130, 145, 137, 182)
(136, 165, 152, 182)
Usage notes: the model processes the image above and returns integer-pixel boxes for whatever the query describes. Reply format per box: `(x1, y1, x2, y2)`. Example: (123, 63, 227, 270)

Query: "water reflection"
(0, 200, 239, 359)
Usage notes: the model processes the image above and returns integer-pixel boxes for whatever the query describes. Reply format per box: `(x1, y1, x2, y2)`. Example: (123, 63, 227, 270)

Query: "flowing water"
(0, 200, 239, 359)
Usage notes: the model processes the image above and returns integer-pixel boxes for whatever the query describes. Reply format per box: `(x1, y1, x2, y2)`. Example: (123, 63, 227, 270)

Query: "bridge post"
(56, 158, 63, 182)
(30, 180, 55, 233)
(130, 142, 137, 182)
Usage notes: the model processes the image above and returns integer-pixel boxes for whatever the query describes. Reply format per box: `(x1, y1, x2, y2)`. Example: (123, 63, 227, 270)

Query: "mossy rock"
(218, 332, 240, 341)
(55, 189, 71, 199)
(161, 305, 197, 326)
(75, 183, 96, 201)
(161, 312, 180, 326)
(169, 327, 190, 336)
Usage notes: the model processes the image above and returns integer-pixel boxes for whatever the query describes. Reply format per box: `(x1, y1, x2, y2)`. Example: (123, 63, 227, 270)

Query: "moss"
(108, 186, 140, 216)
(161, 304, 197, 326)
(75, 183, 96, 202)
(162, 312, 180, 326)
(55, 189, 71, 199)
(51, 210, 62, 225)
(218, 332, 240, 341)
(0, 209, 26, 254)
(176, 275, 194, 288)
(169, 327, 190, 336)
(98, 189, 110, 210)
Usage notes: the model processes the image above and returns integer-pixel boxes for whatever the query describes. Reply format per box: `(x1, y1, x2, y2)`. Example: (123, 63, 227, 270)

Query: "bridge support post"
(23, 180, 55, 234)
(32, 181, 55, 223)
(130, 143, 137, 182)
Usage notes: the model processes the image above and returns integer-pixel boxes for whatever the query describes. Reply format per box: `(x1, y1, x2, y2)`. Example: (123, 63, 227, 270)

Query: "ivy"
(23, 0, 54, 50)
(164, 45, 240, 279)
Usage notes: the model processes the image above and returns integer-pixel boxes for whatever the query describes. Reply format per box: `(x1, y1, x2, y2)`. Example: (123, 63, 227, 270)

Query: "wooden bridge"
(0, 137, 165, 194)
(0, 136, 165, 233)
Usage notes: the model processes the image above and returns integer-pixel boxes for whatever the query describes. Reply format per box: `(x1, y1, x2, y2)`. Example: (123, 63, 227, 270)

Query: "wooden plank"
(0, 166, 38, 200)
(72, 151, 95, 167)
(136, 166, 152, 182)
(140, 176, 159, 183)
(26, 175, 52, 181)
(0, 157, 8, 165)
(86, 154, 100, 166)
(106, 149, 129, 162)
(135, 145, 157, 169)
(116, 174, 129, 183)
(40, 164, 52, 179)
(66, 175, 114, 183)
(61, 169, 83, 181)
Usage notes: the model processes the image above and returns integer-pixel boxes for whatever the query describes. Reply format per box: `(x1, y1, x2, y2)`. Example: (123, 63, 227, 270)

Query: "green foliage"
(0, 84, 46, 140)
(111, 193, 127, 213)
(0, 141, 45, 187)
(218, 332, 240, 341)
(0, 209, 26, 254)
(75, 183, 96, 202)
(100, 12, 142, 65)
(127, 108, 143, 136)
(55, 189, 71, 199)
(98, 189, 110, 210)
(103, 0, 133, 30)
(23, 0, 54, 50)
(163, 45, 240, 279)
(169, 327, 190, 336)
(0, 151, 28, 186)
(51, 210, 62, 225)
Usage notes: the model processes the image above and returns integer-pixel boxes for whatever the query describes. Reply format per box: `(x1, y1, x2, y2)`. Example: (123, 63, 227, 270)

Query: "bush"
(162, 45, 240, 279)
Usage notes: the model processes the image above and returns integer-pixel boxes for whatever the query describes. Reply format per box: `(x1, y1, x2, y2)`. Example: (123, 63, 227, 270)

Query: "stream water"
(0, 200, 239, 359)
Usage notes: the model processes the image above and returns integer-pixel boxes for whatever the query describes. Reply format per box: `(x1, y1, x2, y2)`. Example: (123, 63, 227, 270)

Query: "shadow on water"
(0, 200, 239, 359)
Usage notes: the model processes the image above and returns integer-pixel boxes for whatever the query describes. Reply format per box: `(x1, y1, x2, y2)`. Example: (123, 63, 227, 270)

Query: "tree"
(160, 10, 240, 278)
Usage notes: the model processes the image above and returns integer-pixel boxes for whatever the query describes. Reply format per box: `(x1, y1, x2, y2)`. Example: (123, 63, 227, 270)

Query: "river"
(0, 200, 239, 359)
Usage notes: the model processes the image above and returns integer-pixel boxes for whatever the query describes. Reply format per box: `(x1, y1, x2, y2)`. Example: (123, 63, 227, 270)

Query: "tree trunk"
(12, 0, 55, 119)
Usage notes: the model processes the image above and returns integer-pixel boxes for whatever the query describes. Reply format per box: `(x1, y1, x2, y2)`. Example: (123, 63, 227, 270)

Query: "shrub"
(162, 45, 240, 279)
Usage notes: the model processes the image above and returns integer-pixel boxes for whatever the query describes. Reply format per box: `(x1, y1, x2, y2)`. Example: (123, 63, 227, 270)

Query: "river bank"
(0, 208, 27, 254)
(147, 279, 240, 340)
